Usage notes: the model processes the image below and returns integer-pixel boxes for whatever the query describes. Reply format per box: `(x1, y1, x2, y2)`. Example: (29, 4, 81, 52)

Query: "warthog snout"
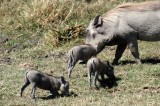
(60, 82, 69, 95)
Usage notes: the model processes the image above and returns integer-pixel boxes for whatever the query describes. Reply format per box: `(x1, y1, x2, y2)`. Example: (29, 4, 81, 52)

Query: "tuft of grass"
(0, 0, 141, 48)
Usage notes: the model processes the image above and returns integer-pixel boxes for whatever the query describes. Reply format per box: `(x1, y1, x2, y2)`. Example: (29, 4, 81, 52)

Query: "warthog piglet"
(67, 44, 97, 78)
(20, 70, 69, 99)
(87, 57, 116, 88)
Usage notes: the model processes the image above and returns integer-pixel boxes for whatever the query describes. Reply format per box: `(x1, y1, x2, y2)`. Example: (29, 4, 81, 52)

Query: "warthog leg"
(94, 71, 98, 89)
(68, 66, 74, 78)
(20, 81, 30, 97)
(128, 38, 141, 64)
(100, 73, 105, 81)
(68, 59, 77, 78)
(88, 69, 92, 88)
(113, 44, 127, 65)
(31, 83, 36, 99)
(50, 90, 59, 97)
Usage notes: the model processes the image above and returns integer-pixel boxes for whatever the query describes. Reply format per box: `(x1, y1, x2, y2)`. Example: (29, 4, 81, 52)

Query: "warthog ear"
(93, 15, 103, 28)
(65, 82, 69, 88)
(107, 61, 110, 66)
(107, 61, 114, 70)
(60, 76, 65, 83)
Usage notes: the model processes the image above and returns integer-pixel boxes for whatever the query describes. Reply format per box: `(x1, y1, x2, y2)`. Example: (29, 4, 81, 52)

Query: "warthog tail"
(25, 71, 29, 83)
(89, 60, 95, 75)
(92, 60, 96, 73)
(69, 50, 74, 67)
(20, 71, 30, 97)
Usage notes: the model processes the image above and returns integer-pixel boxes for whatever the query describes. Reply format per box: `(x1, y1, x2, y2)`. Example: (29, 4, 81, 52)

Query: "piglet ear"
(65, 82, 69, 87)
(93, 15, 103, 28)
(107, 61, 113, 67)
(107, 61, 110, 66)
(60, 76, 65, 83)
(107, 61, 114, 69)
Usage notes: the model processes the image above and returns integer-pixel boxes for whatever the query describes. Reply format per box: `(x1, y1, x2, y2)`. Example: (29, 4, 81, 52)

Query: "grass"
(0, 0, 160, 106)
(0, 41, 160, 106)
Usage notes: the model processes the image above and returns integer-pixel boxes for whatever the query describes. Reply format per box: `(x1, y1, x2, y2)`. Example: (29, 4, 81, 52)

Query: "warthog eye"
(100, 31, 105, 35)
(92, 33, 96, 39)
(85, 29, 89, 35)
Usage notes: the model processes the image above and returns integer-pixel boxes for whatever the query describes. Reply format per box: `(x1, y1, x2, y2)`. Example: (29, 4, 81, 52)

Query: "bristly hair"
(115, 1, 160, 11)
(35, 70, 61, 78)
(45, 73, 62, 78)
(102, 1, 160, 24)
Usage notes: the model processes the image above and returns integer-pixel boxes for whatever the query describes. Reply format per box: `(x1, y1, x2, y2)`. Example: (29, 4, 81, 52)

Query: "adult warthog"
(85, 1, 160, 65)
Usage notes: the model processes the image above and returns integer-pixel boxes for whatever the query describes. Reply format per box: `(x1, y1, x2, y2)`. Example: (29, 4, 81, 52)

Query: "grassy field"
(1, 41, 160, 106)
(0, 0, 160, 106)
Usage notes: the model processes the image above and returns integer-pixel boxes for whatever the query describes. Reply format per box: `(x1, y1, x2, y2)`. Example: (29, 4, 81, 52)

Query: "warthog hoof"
(135, 59, 141, 64)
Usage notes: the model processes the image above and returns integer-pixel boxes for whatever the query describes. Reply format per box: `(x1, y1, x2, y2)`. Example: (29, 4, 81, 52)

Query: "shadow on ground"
(98, 77, 121, 89)
(119, 57, 160, 65)
(39, 91, 78, 100)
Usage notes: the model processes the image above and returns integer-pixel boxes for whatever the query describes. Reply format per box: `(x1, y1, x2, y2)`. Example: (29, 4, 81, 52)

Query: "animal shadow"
(67, 91, 78, 97)
(39, 92, 78, 100)
(119, 57, 160, 65)
(39, 95, 57, 100)
(119, 60, 135, 65)
(98, 77, 121, 89)
(141, 58, 160, 64)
